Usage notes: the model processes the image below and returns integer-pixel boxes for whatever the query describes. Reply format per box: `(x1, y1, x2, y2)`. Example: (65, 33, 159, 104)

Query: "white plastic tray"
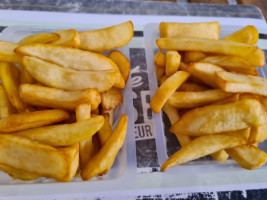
(144, 23, 267, 174)
(0, 25, 136, 185)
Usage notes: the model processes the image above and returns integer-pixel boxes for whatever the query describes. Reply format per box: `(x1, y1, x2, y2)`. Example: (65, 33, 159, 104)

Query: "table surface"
(1, 1, 267, 200)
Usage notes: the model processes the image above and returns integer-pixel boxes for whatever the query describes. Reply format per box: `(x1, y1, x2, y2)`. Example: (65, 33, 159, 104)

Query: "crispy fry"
(75, 103, 95, 171)
(108, 50, 131, 84)
(226, 145, 267, 170)
(210, 150, 229, 163)
(101, 87, 123, 110)
(23, 56, 116, 92)
(156, 38, 265, 67)
(0, 134, 69, 181)
(167, 89, 231, 108)
(171, 99, 267, 136)
(150, 71, 190, 113)
(50, 29, 80, 48)
(19, 84, 101, 111)
(19, 32, 60, 45)
(249, 124, 267, 144)
(0, 41, 22, 63)
(154, 51, 166, 68)
(161, 135, 245, 171)
(98, 113, 113, 147)
(15, 115, 104, 146)
(166, 51, 181, 77)
(221, 25, 259, 45)
(82, 114, 127, 180)
(0, 62, 27, 112)
(0, 84, 16, 118)
(216, 71, 267, 96)
(200, 56, 259, 76)
(0, 109, 69, 132)
(155, 66, 165, 81)
(210, 94, 239, 106)
(159, 21, 220, 39)
(79, 21, 133, 52)
(18, 64, 36, 84)
(187, 62, 225, 88)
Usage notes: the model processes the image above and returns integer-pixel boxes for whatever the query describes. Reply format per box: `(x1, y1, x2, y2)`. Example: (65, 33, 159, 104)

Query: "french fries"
(23, 56, 117, 92)
(167, 89, 231, 108)
(18, 32, 60, 45)
(171, 99, 267, 136)
(154, 50, 166, 68)
(0, 22, 131, 182)
(0, 41, 22, 63)
(156, 38, 265, 67)
(161, 135, 246, 171)
(150, 71, 190, 113)
(79, 21, 134, 52)
(14, 116, 104, 146)
(81, 114, 128, 180)
(0, 109, 69, 132)
(19, 84, 101, 111)
(159, 21, 220, 39)
(152, 22, 267, 171)
(165, 51, 181, 77)
(216, 71, 267, 96)
(0, 62, 27, 112)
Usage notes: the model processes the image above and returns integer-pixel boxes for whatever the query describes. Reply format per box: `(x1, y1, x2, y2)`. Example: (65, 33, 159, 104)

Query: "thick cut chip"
(0, 84, 16, 118)
(156, 38, 265, 67)
(171, 99, 267, 136)
(0, 62, 27, 112)
(226, 145, 267, 170)
(0, 134, 68, 181)
(221, 25, 259, 45)
(18, 64, 36, 84)
(166, 51, 181, 77)
(155, 66, 165, 81)
(161, 135, 245, 171)
(23, 56, 116, 92)
(154, 51, 166, 68)
(108, 50, 131, 84)
(101, 87, 123, 110)
(0, 41, 22, 63)
(187, 63, 225, 88)
(15, 43, 119, 71)
(79, 21, 133, 52)
(150, 71, 190, 113)
(210, 94, 239, 106)
(81, 114, 127, 180)
(0, 109, 69, 132)
(50, 29, 80, 48)
(184, 51, 206, 63)
(75, 103, 95, 171)
(159, 21, 220, 40)
(0, 164, 40, 181)
(19, 32, 60, 45)
(19, 84, 101, 111)
(200, 56, 259, 76)
(167, 89, 231, 108)
(216, 71, 267, 96)
(15, 115, 104, 146)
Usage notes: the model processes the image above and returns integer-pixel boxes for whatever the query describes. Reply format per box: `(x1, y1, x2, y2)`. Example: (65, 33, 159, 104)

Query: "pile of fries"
(150, 21, 267, 171)
(0, 21, 133, 181)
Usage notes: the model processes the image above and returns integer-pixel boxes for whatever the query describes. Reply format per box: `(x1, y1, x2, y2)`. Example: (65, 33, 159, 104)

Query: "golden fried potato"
(0, 84, 16, 118)
(23, 56, 117, 92)
(15, 115, 104, 146)
(0, 109, 69, 132)
(19, 84, 101, 111)
(50, 29, 80, 48)
(0, 41, 22, 63)
(19, 32, 60, 45)
(79, 21, 133, 52)
(150, 71, 190, 113)
(184, 51, 206, 63)
(159, 21, 220, 39)
(166, 51, 181, 77)
(171, 99, 267, 136)
(154, 50, 166, 68)
(101, 87, 123, 111)
(161, 134, 245, 171)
